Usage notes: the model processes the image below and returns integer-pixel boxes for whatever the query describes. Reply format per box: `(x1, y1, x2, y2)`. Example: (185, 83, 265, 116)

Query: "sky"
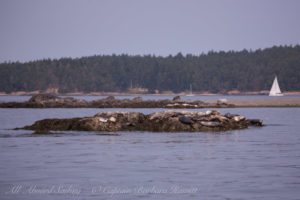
(0, 0, 300, 62)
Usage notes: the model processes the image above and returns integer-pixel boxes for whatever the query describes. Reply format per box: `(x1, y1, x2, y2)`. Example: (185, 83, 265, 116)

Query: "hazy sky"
(0, 0, 300, 62)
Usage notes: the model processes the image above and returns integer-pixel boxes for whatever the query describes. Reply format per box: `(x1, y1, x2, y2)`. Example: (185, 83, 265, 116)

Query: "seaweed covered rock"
(22, 110, 263, 133)
(132, 97, 143, 102)
(27, 94, 87, 107)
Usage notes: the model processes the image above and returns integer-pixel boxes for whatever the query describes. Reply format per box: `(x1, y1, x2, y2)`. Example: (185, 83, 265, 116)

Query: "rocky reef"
(22, 110, 263, 133)
(0, 94, 234, 108)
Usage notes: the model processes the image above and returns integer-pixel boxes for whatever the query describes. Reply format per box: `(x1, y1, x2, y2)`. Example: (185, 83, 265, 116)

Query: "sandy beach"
(206, 98, 300, 107)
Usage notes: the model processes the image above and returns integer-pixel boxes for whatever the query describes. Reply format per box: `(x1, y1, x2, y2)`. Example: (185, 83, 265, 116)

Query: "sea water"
(0, 96, 300, 200)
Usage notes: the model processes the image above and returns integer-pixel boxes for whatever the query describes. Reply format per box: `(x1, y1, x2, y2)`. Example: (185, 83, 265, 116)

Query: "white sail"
(187, 84, 194, 96)
(269, 76, 283, 96)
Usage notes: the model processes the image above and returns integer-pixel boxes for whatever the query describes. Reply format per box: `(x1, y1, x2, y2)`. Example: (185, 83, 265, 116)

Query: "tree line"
(0, 45, 300, 94)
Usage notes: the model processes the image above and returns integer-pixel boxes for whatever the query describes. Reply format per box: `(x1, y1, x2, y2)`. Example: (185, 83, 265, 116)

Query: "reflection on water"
(0, 105, 300, 199)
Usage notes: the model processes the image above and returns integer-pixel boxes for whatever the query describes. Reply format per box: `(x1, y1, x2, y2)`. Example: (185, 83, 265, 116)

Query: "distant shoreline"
(1, 91, 300, 96)
(1, 94, 300, 108)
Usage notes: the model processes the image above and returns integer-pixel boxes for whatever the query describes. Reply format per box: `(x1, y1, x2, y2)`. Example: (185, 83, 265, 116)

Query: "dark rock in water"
(248, 119, 263, 126)
(22, 110, 263, 133)
(179, 115, 194, 124)
(27, 94, 87, 107)
(29, 94, 60, 103)
(0, 94, 236, 109)
(105, 96, 115, 101)
(132, 97, 143, 102)
(172, 96, 182, 102)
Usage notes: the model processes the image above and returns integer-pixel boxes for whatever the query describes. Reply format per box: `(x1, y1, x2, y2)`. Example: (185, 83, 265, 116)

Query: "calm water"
(1, 94, 300, 103)
(0, 97, 300, 199)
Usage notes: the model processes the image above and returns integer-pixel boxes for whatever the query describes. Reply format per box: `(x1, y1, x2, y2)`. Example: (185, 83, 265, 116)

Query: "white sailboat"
(269, 76, 283, 96)
(186, 84, 195, 96)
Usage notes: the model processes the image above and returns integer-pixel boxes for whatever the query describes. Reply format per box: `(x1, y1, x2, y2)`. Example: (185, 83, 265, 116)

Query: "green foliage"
(1, 45, 300, 93)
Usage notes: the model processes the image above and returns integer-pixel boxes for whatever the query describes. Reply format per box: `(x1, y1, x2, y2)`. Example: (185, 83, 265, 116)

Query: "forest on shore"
(0, 45, 299, 94)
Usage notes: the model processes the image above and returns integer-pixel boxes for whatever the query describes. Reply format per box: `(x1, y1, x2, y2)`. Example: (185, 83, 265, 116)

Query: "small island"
(21, 110, 263, 133)
(0, 94, 234, 108)
(1, 94, 300, 108)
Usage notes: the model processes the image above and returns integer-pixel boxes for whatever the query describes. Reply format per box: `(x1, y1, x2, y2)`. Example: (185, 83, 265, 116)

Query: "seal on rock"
(21, 110, 263, 133)
(179, 115, 194, 124)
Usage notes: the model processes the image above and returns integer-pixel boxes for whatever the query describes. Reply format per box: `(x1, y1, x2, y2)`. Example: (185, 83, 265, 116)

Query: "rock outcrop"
(0, 94, 235, 108)
(28, 94, 87, 106)
(172, 96, 182, 102)
(22, 110, 263, 133)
